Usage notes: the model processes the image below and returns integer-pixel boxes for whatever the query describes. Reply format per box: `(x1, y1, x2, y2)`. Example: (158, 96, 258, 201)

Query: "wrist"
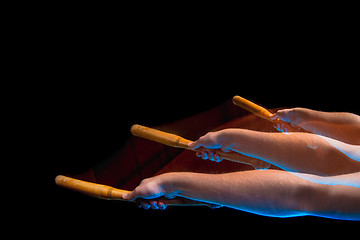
(292, 108, 310, 124)
(217, 129, 240, 151)
(159, 172, 184, 196)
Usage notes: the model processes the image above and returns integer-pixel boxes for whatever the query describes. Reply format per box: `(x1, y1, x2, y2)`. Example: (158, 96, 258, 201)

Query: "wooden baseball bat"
(55, 175, 219, 207)
(131, 124, 270, 169)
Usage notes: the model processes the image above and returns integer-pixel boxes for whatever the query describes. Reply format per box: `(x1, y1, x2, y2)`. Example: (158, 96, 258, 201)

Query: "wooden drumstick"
(55, 175, 220, 207)
(131, 124, 270, 170)
(232, 95, 305, 132)
(55, 175, 130, 200)
(131, 124, 192, 149)
(232, 95, 273, 121)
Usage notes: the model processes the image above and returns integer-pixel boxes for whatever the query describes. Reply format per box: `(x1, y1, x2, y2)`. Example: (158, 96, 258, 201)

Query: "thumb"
(122, 190, 138, 201)
(270, 113, 278, 121)
(188, 141, 201, 150)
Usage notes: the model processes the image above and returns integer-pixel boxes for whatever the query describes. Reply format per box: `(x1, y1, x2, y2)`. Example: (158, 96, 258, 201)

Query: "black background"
(33, 5, 360, 236)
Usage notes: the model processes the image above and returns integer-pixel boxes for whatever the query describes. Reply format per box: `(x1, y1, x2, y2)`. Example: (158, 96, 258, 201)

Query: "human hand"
(122, 174, 179, 210)
(122, 173, 223, 210)
(188, 130, 233, 162)
(270, 108, 307, 132)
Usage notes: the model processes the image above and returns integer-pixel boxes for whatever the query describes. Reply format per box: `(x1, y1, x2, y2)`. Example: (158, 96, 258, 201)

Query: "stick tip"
(55, 175, 67, 186)
(130, 124, 142, 136)
(232, 95, 243, 105)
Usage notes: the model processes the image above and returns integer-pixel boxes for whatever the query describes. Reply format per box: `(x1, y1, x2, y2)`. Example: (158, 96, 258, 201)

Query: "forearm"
(293, 172, 360, 188)
(303, 109, 360, 125)
(297, 109, 360, 144)
(163, 170, 307, 217)
(318, 135, 360, 162)
(162, 170, 360, 219)
(221, 129, 360, 176)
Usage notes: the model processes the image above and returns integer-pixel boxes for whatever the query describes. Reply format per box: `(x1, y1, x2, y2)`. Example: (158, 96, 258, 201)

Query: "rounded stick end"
(130, 124, 142, 136)
(55, 175, 68, 187)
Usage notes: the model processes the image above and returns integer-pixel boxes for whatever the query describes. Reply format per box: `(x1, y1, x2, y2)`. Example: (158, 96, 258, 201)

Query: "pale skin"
(123, 108, 360, 220)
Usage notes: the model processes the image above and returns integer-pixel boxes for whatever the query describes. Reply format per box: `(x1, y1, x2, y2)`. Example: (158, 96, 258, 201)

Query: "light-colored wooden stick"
(232, 95, 273, 121)
(131, 124, 271, 170)
(55, 175, 219, 207)
(233, 95, 306, 132)
(55, 175, 130, 200)
(131, 124, 192, 149)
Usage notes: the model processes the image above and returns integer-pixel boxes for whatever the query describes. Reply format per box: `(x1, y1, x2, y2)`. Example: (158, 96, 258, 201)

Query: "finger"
(142, 202, 150, 210)
(122, 190, 137, 201)
(188, 141, 201, 150)
(137, 200, 150, 209)
(280, 122, 290, 133)
(214, 153, 219, 162)
(284, 125, 288, 133)
(208, 151, 215, 161)
(270, 113, 278, 120)
(278, 122, 285, 132)
(202, 151, 209, 160)
(214, 153, 222, 162)
(196, 151, 202, 157)
(158, 202, 167, 210)
(273, 121, 281, 132)
(150, 201, 159, 210)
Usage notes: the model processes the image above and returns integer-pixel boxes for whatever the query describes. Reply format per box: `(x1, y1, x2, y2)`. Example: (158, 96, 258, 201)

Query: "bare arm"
(272, 108, 360, 144)
(189, 129, 360, 176)
(300, 108, 360, 125)
(293, 172, 360, 188)
(318, 135, 360, 162)
(123, 170, 360, 220)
